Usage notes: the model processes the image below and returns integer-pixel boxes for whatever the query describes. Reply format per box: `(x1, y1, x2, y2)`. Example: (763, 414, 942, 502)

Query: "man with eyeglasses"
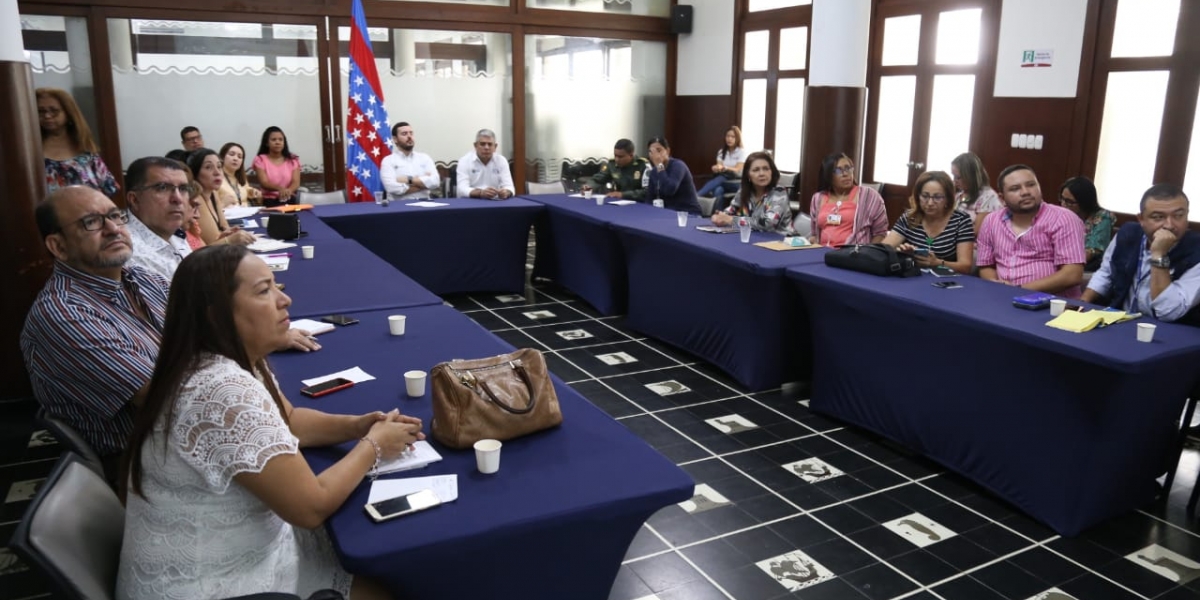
(1082, 184, 1200, 323)
(123, 156, 194, 280)
(180, 126, 204, 151)
(21, 185, 171, 485)
(977, 164, 1086, 297)
(456, 128, 515, 199)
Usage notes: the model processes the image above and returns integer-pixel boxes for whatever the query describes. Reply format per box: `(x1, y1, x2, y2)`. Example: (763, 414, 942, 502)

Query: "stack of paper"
(224, 206, 260, 220)
(406, 201, 449, 208)
(262, 255, 290, 272)
(375, 441, 443, 475)
(368, 474, 458, 503)
(608, 200, 637, 206)
(288, 319, 335, 335)
(1046, 311, 1105, 333)
(248, 239, 297, 253)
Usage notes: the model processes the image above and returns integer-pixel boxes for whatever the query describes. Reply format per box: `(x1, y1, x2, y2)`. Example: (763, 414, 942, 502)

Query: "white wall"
(676, 0, 734, 96)
(994, 0, 1088, 98)
(810, 0, 870, 87)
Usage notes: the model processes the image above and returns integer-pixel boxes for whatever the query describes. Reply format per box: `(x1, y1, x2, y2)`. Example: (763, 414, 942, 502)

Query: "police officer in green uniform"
(588, 138, 649, 201)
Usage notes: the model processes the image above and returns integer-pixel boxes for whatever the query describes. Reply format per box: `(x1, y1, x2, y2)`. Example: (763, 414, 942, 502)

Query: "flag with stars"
(345, 0, 392, 202)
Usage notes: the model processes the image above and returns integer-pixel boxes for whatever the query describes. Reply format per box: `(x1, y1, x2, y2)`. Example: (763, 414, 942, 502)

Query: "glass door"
(864, 0, 992, 190)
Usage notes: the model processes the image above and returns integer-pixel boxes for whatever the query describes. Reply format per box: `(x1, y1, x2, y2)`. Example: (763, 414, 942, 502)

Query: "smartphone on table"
(932, 281, 962, 289)
(321, 314, 360, 326)
(299, 377, 354, 398)
(365, 489, 442, 522)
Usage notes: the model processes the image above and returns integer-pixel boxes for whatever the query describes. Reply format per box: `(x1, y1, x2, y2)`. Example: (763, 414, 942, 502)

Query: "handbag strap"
(478, 364, 538, 414)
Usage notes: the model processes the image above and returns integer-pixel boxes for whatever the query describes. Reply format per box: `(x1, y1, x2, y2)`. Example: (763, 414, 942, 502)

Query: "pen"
(266, 253, 292, 258)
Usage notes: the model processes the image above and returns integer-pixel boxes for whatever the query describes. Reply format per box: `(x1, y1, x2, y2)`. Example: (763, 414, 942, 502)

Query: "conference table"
(272, 238, 442, 318)
(786, 264, 1200, 535)
(312, 199, 545, 294)
(271, 304, 694, 600)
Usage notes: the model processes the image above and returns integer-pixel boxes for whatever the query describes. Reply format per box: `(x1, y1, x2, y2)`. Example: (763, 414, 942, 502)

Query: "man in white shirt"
(381, 122, 440, 200)
(456, 129, 515, 199)
(123, 156, 193, 280)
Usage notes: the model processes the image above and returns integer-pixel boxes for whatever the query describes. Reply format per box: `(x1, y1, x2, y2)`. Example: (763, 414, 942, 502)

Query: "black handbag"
(824, 243, 920, 277)
(266, 213, 301, 240)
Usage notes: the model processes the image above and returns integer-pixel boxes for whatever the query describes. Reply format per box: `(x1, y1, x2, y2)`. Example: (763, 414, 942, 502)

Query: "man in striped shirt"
(21, 186, 169, 484)
(977, 165, 1086, 298)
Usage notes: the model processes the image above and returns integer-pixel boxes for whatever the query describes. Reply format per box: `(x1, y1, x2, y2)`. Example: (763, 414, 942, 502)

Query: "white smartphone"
(364, 489, 441, 522)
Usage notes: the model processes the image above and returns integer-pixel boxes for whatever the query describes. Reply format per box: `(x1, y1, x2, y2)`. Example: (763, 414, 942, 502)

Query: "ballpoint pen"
(265, 253, 293, 258)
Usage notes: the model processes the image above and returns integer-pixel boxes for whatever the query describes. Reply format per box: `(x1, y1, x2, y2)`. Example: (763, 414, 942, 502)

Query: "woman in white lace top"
(118, 245, 423, 600)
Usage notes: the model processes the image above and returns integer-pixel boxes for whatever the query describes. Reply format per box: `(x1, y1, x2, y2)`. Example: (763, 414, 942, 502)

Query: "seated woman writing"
(118, 245, 421, 600)
(880, 170, 976, 274)
(710, 151, 792, 233)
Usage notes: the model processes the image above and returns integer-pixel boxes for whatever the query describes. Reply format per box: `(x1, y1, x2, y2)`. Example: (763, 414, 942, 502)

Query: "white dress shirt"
(456, 151, 515, 198)
(1087, 236, 1200, 321)
(125, 212, 191, 282)
(381, 149, 440, 200)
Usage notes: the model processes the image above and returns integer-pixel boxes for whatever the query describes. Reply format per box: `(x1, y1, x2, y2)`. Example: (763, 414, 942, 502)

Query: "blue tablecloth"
(313, 199, 544, 294)
(272, 239, 441, 318)
(786, 264, 1200, 535)
(524, 193, 636, 315)
(610, 210, 828, 391)
(269, 304, 693, 599)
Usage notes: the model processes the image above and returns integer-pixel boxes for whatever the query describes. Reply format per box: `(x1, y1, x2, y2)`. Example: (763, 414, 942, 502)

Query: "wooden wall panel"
(976, 97, 1079, 199)
(669, 94, 733, 183)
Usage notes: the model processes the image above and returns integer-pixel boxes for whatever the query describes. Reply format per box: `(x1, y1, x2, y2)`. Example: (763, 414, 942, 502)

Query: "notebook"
(1045, 311, 1104, 333)
(376, 441, 443, 475)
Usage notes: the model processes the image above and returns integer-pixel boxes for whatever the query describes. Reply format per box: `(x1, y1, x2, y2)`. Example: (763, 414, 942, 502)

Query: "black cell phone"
(321, 314, 360, 326)
(932, 281, 962, 289)
(227, 218, 245, 227)
(364, 489, 441, 522)
(913, 247, 930, 256)
(300, 377, 354, 398)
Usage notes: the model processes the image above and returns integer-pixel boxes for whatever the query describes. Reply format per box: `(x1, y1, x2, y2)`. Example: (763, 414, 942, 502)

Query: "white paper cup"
(652, 199, 664, 208)
(388, 315, 407, 336)
(260, 216, 270, 229)
(1137, 323, 1157, 343)
(404, 370, 426, 397)
(474, 439, 502, 474)
(1049, 299, 1066, 316)
(301, 245, 314, 260)
(583, 188, 593, 200)
(676, 211, 688, 227)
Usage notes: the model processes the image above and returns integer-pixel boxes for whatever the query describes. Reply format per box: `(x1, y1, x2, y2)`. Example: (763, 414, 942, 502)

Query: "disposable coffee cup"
(1137, 323, 1156, 343)
(404, 370, 426, 397)
(1049, 299, 1066, 316)
(583, 188, 593, 200)
(474, 439, 502, 474)
(388, 315, 407, 336)
(652, 199, 664, 208)
(676, 211, 688, 227)
(301, 245, 314, 260)
(260, 216, 270, 229)
(595, 195, 604, 206)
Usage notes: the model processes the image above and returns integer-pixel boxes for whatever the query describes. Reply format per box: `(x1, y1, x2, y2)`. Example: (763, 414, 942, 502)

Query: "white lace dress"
(116, 354, 352, 600)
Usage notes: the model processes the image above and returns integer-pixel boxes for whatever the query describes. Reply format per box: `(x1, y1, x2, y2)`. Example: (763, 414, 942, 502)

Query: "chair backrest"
(526, 181, 566, 195)
(778, 172, 798, 189)
(9, 452, 124, 600)
(297, 190, 346, 205)
(860, 182, 884, 194)
(36, 408, 103, 475)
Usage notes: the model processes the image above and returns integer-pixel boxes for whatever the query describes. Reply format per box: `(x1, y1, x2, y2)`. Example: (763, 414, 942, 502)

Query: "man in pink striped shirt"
(977, 164, 1086, 298)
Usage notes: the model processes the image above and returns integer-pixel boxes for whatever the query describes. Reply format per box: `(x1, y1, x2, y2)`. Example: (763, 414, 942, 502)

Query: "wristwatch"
(1149, 255, 1171, 269)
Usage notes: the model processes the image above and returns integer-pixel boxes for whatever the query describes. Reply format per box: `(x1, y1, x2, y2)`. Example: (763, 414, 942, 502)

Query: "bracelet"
(361, 436, 382, 480)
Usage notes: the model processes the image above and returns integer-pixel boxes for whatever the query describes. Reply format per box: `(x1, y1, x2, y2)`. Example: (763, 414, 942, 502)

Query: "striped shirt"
(892, 210, 975, 261)
(977, 202, 1086, 297)
(20, 262, 170, 456)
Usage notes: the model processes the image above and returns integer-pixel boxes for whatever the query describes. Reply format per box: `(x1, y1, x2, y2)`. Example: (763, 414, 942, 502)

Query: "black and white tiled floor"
(5, 257, 1200, 599)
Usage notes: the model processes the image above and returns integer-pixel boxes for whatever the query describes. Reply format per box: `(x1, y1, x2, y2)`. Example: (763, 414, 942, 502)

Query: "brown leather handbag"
(430, 348, 563, 449)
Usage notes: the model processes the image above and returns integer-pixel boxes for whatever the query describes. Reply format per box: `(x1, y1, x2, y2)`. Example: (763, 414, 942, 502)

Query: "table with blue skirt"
(786, 263, 1200, 535)
(312, 199, 544, 294)
(271, 239, 442, 318)
(269, 304, 694, 599)
(608, 209, 828, 391)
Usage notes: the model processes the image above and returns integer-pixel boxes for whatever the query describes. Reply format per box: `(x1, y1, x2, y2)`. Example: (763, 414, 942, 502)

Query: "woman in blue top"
(645, 136, 702, 214)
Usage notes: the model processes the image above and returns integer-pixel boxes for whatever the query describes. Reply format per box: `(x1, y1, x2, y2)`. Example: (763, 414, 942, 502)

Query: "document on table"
(607, 200, 637, 206)
(406, 201, 449, 208)
(248, 239, 297, 253)
(289, 319, 335, 335)
(301, 367, 376, 387)
(262, 255, 290, 271)
(242, 218, 260, 229)
(224, 206, 260, 220)
(374, 441, 444, 475)
(368, 474, 458, 503)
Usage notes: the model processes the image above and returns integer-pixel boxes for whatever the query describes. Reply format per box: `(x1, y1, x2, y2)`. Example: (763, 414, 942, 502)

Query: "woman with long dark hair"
(118, 246, 419, 599)
(218, 141, 263, 207)
(805, 152, 888, 246)
(695, 126, 746, 210)
(253, 126, 302, 206)
(187, 148, 255, 246)
(38, 87, 119, 197)
(644, 136, 702, 213)
(1059, 176, 1114, 270)
(710, 151, 792, 233)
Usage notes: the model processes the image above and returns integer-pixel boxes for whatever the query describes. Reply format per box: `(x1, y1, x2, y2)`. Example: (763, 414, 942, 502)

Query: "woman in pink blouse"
(252, 126, 301, 207)
(804, 152, 888, 247)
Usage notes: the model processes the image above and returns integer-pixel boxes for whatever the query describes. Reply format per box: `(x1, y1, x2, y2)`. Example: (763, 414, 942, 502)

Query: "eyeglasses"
(919, 193, 947, 202)
(37, 108, 63, 117)
(183, 135, 203, 143)
(834, 166, 855, 176)
(1058, 196, 1078, 206)
(135, 182, 193, 197)
(65, 209, 129, 232)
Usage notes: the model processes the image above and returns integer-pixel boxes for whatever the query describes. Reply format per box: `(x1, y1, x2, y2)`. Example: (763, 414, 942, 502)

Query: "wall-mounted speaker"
(671, 5, 693, 35)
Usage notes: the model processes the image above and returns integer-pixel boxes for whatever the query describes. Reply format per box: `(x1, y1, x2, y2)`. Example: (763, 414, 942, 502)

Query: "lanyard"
(1131, 235, 1151, 314)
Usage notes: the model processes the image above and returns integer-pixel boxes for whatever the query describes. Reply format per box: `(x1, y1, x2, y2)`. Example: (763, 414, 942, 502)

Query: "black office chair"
(35, 407, 103, 475)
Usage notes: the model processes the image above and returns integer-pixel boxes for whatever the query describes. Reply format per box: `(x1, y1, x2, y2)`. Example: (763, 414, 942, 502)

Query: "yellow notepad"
(1046, 311, 1105, 332)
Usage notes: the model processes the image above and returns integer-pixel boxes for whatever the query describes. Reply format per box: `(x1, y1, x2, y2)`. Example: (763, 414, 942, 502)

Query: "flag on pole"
(345, 0, 392, 202)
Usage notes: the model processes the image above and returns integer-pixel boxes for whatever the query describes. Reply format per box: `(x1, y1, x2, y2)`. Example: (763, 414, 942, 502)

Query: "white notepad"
(288, 319, 335, 335)
(375, 441, 443, 475)
(248, 239, 297, 253)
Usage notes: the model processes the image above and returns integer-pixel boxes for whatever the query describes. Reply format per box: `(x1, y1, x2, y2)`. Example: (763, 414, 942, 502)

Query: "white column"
(64, 18, 93, 88)
(809, 0, 870, 87)
(0, 0, 26, 62)
(392, 29, 415, 77)
(108, 19, 133, 71)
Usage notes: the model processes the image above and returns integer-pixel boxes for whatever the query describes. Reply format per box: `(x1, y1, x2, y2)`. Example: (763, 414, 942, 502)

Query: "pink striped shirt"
(977, 202, 1086, 298)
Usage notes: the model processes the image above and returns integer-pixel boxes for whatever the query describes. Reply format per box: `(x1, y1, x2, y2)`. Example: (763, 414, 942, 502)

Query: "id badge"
(826, 213, 842, 225)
